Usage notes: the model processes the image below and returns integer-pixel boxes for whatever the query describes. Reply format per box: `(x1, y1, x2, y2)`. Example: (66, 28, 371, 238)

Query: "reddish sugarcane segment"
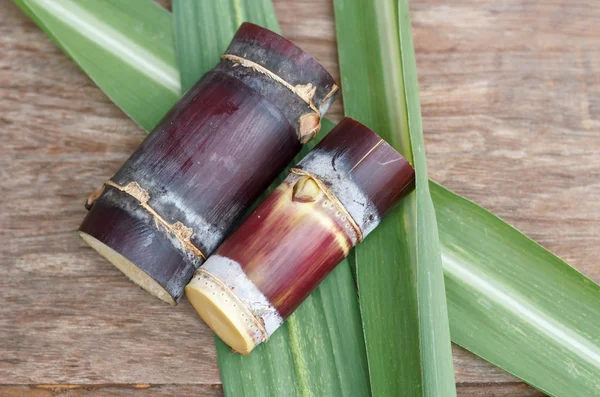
(78, 23, 338, 305)
(185, 117, 415, 354)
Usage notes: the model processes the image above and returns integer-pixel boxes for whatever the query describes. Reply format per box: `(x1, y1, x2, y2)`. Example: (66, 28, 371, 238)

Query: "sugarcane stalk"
(79, 23, 338, 304)
(185, 118, 415, 354)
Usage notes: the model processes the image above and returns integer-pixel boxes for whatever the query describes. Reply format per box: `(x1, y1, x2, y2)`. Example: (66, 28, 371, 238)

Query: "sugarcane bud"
(298, 113, 321, 144)
(292, 176, 322, 203)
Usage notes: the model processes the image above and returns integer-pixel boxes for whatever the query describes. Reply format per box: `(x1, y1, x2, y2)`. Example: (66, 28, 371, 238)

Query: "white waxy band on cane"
(202, 255, 284, 335)
(185, 255, 283, 354)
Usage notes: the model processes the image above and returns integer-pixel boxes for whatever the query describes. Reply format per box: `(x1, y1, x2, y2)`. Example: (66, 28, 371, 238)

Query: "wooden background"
(1, 0, 598, 396)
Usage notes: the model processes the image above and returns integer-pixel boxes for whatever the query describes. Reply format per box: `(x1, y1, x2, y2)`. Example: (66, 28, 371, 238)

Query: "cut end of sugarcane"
(78, 231, 176, 305)
(185, 271, 264, 355)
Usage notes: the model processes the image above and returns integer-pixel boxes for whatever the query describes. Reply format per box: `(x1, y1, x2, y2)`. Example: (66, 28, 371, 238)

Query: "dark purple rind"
(298, 117, 415, 218)
(79, 188, 195, 302)
(113, 71, 299, 255)
(218, 23, 338, 134)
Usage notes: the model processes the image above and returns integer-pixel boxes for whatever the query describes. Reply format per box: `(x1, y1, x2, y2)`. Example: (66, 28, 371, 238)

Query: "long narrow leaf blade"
(433, 181, 600, 396)
(13, 0, 180, 132)
(172, 2, 371, 396)
(333, 0, 457, 395)
(397, 2, 457, 394)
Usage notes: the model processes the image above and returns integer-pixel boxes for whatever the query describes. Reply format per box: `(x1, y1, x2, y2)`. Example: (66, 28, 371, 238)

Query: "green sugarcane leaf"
(12, 0, 180, 132)
(334, 0, 457, 396)
(433, 181, 600, 396)
(15, 1, 600, 396)
(172, 2, 370, 396)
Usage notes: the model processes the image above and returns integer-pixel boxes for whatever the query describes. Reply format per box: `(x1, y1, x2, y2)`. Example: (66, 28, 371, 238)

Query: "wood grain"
(0, 385, 223, 397)
(1, 0, 598, 396)
(0, 383, 545, 397)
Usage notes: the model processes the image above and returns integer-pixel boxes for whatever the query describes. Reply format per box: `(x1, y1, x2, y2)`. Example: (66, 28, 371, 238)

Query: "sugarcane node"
(79, 22, 338, 304)
(220, 54, 320, 116)
(99, 180, 208, 261)
(292, 175, 323, 203)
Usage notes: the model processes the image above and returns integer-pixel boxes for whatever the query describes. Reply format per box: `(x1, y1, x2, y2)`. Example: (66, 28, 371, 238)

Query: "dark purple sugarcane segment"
(296, 117, 415, 237)
(80, 24, 337, 303)
(81, 72, 296, 302)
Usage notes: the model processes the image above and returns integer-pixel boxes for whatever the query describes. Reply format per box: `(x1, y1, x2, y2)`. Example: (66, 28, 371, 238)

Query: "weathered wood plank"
(0, 385, 223, 397)
(412, 0, 600, 278)
(457, 383, 546, 397)
(1, 0, 598, 396)
(0, 383, 545, 397)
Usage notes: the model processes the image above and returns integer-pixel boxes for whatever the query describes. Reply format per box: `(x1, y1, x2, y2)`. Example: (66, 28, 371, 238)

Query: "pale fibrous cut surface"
(78, 232, 176, 305)
(185, 271, 259, 355)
